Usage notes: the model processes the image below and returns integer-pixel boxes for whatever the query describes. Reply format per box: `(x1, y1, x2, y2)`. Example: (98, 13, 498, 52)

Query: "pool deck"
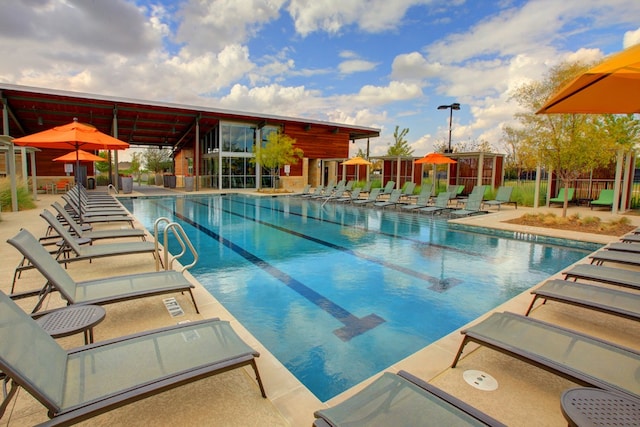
(1, 185, 639, 426)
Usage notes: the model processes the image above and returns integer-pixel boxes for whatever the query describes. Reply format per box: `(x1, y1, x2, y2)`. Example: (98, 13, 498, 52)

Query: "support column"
(612, 149, 624, 215)
(620, 150, 633, 212)
(30, 150, 38, 200)
(195, 115, 200, 192)
(477, 152, 484, 187)
(534, 164, 542, 208)
(2, 97, 18, 212)
(545, 167, 553, 207)
(112, 107, 119, 191)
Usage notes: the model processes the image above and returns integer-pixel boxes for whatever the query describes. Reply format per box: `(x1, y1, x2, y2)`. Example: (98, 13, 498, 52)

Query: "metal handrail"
(153, 217, 198, 272)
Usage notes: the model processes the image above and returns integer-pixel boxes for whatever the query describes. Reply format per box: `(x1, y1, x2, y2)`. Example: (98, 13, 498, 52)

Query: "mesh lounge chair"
(452, 312, 640, 399)
(399, 182, 416, 200)
(295, 184, 312, 196)
(39, 210, 158, 266)
(455, 185, 487, 207)
(379, 181, 396, 197)
(605, 242, 640, 253)
(450, 192, 484, 217)
(482, 186, 516, 210)
(373, 189, 402, 209)
(313, 371, 506, 427)
(589, 250, 640, 267)
(419, 192, 451, 215)
(333, 188, 361, 203)
(549, 188, 575, 205)
(0, 291, 264, 425)
(358, 181, 373, 195)
(562, 264, 640, 290)
(525, 279, 640, 322)
(401, 193, 431, 211)
(352, 188, 381, 205)
(7, 228, 198, 313)
(447, 185, 465, 199)
(302, 186, 324, 198)
(51, 202, 146, 242)
(619, 233, 640, 243)
(590, 189, 615, 210)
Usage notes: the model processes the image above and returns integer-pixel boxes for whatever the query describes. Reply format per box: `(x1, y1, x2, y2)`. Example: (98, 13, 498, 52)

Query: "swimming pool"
(120, 194, 596, 401)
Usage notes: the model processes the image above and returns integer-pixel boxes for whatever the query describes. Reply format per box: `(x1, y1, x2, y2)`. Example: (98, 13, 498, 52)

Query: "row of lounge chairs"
(300, 183, 520, 217)
(313, 230, 640, 425)
(1, 185, 267, 425)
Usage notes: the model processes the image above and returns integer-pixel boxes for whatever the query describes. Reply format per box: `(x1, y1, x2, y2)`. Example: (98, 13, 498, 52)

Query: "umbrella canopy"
(414, 152, 457, 164)
(53, 149, 106, 163)
(341, 156, 372, 166)
(12, 118, 130, 151)
(537, 43, 640, 114)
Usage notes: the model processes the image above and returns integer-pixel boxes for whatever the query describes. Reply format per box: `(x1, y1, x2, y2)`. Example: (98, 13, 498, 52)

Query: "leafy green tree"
(251, 131, 303, 188)
(143, 148, 172, 174)
(95, 151, 112, 174)
(510, 60, 621, 217)
(386, 126, 413, 156)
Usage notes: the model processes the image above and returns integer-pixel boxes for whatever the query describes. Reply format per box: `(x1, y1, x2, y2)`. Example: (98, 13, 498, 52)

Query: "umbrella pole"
(75, 148, 84, 225)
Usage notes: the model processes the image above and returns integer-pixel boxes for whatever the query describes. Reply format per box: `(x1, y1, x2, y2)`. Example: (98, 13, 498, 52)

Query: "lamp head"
(451, 103, 461, 110)
(437, 105, 449, 110)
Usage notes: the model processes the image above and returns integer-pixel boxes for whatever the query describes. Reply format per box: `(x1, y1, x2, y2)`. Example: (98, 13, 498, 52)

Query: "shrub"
(0, 178, 36, 212)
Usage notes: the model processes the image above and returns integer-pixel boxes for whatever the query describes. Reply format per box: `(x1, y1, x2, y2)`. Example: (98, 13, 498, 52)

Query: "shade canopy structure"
(53, 149, 106, 163)
(537, 43, 640, 114)
(414, 152, 457, 165)
(341, 156, 372, 166)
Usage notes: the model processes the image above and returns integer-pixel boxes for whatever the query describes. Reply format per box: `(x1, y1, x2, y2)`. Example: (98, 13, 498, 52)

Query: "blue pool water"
(120, 194, 596, 401)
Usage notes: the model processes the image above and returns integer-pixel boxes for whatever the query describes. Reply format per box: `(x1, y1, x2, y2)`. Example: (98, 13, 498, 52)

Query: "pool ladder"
(153, 217, 198, 272)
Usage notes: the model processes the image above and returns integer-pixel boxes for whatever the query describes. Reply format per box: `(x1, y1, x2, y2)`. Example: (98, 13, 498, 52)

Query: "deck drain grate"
(463, 370, 498, 391)
(163, 297, 185, 317)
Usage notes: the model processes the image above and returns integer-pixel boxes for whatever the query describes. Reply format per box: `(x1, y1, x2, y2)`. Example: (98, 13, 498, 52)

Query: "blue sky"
(1, 0, 639, 159)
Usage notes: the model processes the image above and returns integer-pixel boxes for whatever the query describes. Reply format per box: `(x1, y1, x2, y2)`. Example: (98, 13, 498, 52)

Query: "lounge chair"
(447, 184, 465, 199)
(455, 185, 487, 207)
(295, 184, 311, 196)
(482, 186, 516, 210)
(0, 291, 264, 425)
(590, 189, 615, 210)
(63, 194, 129, 217)
(53, 200, 135, 228)
(562, 264, 640, 290)
(605, 242, 640, 253)
(619, 233, 640, 243)
(549, 187, 575, 206)
(39, 210, 158, 266)
(401, 193, 431, 211)
(63, 196, 134, 225)
(399, 182, 416, 200)
(373, 189, 402, 209)
(589, 250, 640, 267)
(525, 279, 640, 322)
(359, 181, 373, 195)
(334, 188, 361, 203)
(406, 183, 433, 201)
(352, 188, 381, 205)
(450, 192, 484, 217)
(51, 202, 147, 242)
(379, 180, 396, 197)
(7, 228, 198, 313)
(452, 312, 640, 399)
(302, 186, 324, 198)
(418, 192, 451, 215)
(313, 371, 506, 427)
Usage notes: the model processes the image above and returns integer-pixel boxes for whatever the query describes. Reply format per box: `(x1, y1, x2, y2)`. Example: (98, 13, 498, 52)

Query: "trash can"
(87, 177, 95, 190)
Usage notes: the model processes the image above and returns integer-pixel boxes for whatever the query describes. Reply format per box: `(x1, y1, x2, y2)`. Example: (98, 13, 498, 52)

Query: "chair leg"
(0, 376, 19, 419)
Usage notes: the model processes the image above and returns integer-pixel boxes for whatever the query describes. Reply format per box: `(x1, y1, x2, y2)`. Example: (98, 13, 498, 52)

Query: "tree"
(455, 138, 494, 153)
(95, 151, 112, 174)
(143, 148, 172, 174)
(510, 60, 617, 217)
(251, 131, 303, 189)
(386, 126, 413, 156)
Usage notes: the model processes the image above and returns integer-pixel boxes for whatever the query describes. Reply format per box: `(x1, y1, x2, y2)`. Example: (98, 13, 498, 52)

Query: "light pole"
(437, 102, 460, 153)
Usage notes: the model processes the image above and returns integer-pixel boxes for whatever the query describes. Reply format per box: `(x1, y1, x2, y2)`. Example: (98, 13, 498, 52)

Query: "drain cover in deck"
(463, 370, 498, 391)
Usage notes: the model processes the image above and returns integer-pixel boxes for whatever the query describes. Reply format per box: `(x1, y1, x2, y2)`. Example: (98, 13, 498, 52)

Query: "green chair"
(549, 187, 575, 205)
(590, 189, 614, 210)
(482, 186, 516, 210)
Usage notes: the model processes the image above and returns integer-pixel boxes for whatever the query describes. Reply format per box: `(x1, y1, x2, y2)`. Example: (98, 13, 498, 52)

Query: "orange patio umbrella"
(341, 156, 372, 166)
(13, 118, 129, 222)
(415, 153, 456, 194)
(53, 149, 106, 163)
(537, 43, 640, 114)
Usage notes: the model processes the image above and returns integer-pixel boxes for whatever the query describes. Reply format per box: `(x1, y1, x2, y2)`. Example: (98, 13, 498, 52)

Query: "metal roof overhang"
(0, 84, 380, 152)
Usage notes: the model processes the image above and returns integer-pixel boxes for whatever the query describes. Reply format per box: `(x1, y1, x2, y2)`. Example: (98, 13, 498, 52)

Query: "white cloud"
(623, 27, 640, 47)
(286, 0, 433, 35)
(338, 59, 378, 74)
